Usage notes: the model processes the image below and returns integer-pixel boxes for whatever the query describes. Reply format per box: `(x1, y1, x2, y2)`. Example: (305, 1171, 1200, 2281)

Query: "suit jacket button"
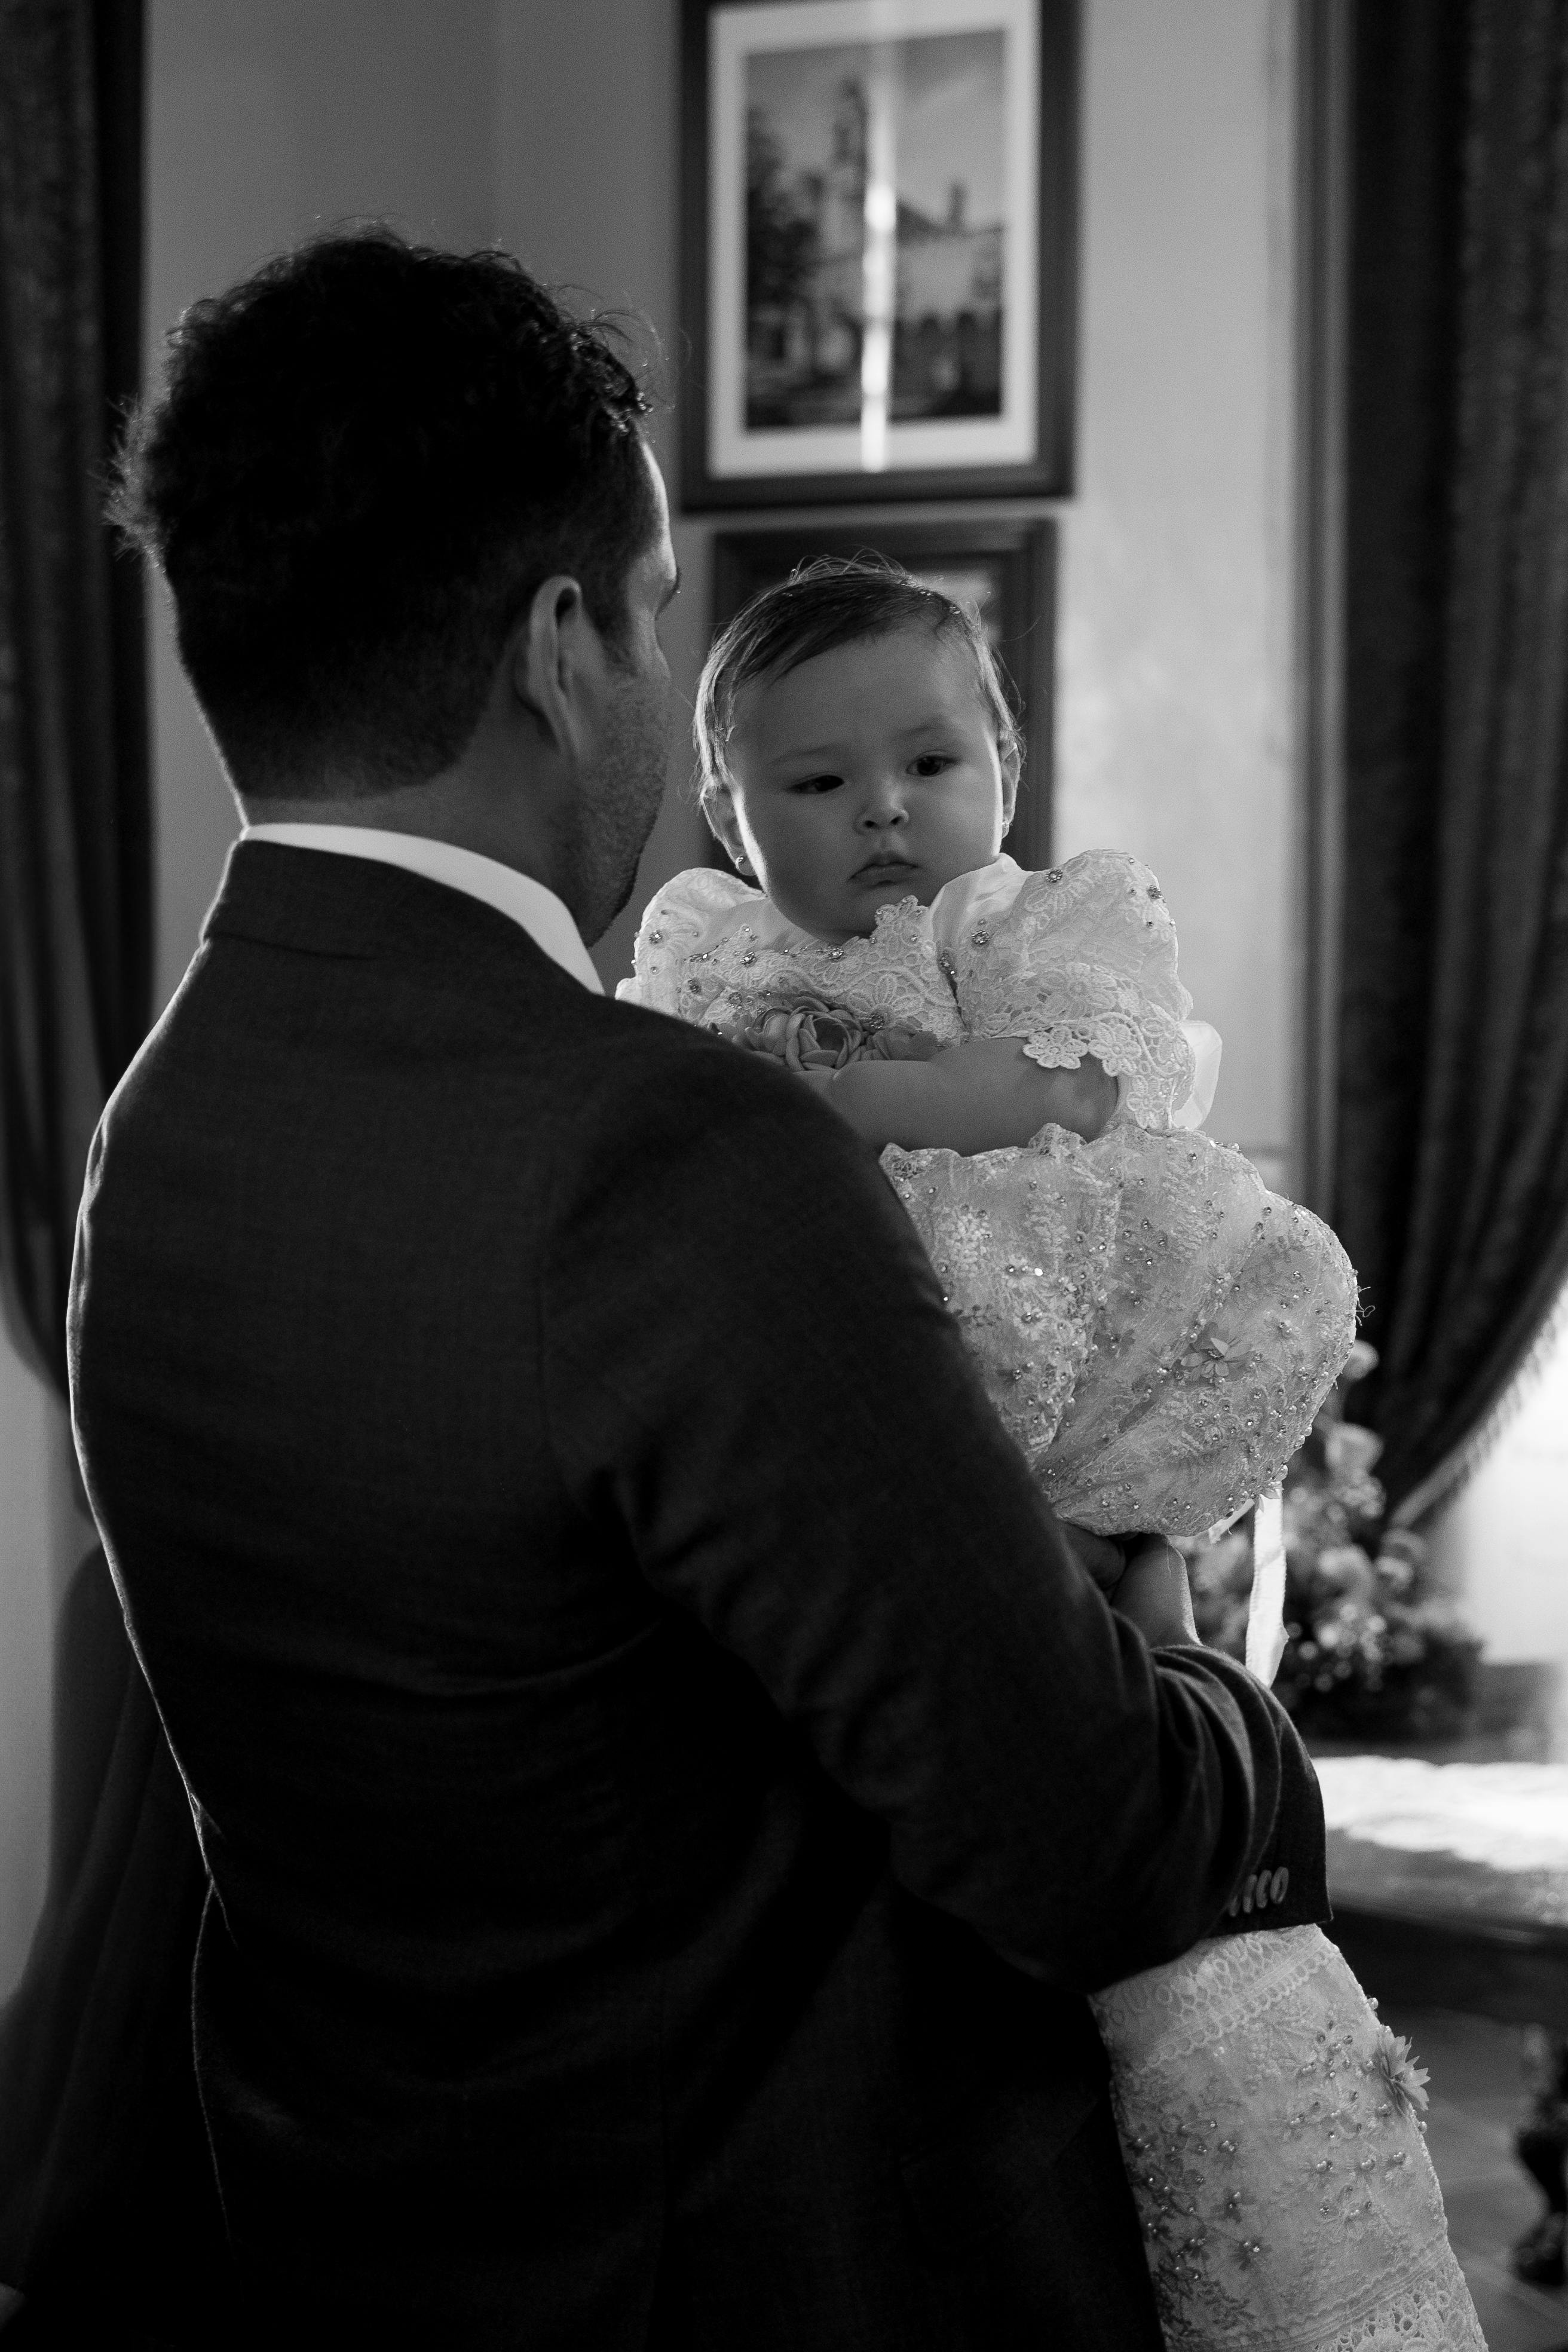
(1271, 1866, 1289, 1903)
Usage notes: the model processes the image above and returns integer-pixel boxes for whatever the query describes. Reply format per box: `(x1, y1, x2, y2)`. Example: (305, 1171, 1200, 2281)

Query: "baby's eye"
(788, 773, 843, 795)
(909, 753, 955, 778)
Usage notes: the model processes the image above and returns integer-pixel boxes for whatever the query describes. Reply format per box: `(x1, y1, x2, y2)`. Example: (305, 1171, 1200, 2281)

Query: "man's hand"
(1109, 1536, 1200, 1646)
(1056, 1520, 1126, 1595)
(1059, 1524, 1200, 1642)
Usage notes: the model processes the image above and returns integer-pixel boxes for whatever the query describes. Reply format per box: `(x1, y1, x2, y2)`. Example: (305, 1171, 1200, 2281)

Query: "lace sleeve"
(950, 853, 1198, 1129)
(1000, 957, 1198, 1130)
(624, 866, 762, 1018)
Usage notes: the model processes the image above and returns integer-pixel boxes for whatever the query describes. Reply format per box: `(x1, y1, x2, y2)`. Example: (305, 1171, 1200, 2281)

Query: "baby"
(620, 559, 1482, 2350)
(627, 558, 1354, 1559)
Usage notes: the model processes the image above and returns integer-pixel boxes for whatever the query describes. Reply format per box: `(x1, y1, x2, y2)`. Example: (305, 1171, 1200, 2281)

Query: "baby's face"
(714, 626, 1010, 942)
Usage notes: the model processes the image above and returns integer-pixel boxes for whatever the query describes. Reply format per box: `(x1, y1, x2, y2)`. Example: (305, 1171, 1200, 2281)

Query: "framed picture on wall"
(679, 0, 1077, 510)
(706, 517, 1056, 868)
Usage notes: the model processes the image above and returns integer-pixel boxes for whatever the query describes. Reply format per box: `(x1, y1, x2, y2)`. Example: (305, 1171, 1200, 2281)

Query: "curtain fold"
(1336, 0, 1568, 1520)
(0, 2, 218, 2329)
(0, 0, 152, 1394)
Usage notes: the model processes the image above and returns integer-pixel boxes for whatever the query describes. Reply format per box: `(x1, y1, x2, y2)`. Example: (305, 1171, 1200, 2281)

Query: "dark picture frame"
(679, 0, 1078, 510)
(706, 516, 1057, 869)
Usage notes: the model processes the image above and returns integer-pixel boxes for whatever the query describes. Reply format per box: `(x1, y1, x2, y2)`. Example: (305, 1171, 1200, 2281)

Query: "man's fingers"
(1058, 1520, 1126, 1594)
(1110, 1538, 1200, 1646)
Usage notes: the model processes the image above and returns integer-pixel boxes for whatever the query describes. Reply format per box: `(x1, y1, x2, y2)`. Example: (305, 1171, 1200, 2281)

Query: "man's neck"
(238, 780, 571, 909)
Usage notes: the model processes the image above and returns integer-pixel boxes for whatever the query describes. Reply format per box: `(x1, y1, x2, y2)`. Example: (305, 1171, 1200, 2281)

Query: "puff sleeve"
(946, 853, 1201, 1131)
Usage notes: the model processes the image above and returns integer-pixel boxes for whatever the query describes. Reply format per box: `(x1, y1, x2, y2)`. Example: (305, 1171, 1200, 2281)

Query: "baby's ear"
(999, 746, 1021, 832)
(704, 780, 745, 861)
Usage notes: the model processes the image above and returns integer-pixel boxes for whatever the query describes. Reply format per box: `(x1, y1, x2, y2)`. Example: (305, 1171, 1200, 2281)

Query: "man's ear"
(512, 574, 599, 760)
(705, 783, 754, 874)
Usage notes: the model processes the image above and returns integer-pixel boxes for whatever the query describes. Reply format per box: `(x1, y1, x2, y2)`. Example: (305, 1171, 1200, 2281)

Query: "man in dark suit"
(71, 231, 1326, 2348)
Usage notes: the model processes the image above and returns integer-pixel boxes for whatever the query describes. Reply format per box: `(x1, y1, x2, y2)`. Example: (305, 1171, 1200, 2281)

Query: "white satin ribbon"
(1247, 1487, 1288, 1686)
(1171, 1019, 1224, 1131)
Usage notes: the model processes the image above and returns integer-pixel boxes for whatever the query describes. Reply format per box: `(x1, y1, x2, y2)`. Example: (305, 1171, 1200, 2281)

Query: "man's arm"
(542, 1028, 1317, 1993)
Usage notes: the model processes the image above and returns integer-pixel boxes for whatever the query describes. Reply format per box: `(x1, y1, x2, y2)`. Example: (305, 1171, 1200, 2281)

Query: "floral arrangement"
(1183, 1343, 1482, 1739)
(715, 992, 942, 1072)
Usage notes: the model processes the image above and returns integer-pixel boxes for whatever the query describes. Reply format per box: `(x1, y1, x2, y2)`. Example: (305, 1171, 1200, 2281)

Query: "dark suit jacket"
(68, 842, 1327, 2348)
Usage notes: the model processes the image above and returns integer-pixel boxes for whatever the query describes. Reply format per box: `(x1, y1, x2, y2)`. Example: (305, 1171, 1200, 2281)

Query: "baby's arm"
(807, 1039, 1116, 1155)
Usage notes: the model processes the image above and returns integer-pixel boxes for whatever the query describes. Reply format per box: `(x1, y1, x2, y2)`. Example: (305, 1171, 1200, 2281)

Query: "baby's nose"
(858, 783, 909, 826)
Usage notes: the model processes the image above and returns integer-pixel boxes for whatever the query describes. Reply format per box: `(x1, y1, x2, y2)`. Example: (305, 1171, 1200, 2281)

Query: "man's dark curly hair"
(111, 228, 657, 798)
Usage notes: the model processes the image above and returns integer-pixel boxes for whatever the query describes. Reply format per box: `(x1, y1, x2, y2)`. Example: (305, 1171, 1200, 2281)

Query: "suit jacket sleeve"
(541, 1023, 1324, 1993)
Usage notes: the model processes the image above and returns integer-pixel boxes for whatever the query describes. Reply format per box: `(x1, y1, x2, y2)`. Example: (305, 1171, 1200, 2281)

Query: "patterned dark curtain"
(1337, 0, 1568, 1523)
(0, 0, 151, 1373)
(0, 5, 223, 2338)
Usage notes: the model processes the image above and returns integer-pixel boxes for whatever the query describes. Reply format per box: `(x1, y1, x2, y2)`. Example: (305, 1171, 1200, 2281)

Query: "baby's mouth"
(853, 855, 918, 884)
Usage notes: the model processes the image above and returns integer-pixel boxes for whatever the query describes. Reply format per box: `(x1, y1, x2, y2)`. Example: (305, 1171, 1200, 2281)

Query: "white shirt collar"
(240, 823, 604, 995)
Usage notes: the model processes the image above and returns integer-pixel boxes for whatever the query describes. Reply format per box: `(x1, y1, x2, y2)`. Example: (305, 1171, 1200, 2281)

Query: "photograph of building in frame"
(681, 0, 1077, 508)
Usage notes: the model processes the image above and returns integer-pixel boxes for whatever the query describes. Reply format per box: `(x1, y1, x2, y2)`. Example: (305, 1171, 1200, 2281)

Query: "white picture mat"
(708, 0, 1040, 479)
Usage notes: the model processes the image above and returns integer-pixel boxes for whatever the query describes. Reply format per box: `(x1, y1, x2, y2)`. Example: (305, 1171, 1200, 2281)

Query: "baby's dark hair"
(693, 556, 1022, 824)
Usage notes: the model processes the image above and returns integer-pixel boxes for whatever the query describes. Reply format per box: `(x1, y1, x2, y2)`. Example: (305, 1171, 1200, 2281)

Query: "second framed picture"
(681, 0, 1078, 509)
(707, 517, 1057, 872)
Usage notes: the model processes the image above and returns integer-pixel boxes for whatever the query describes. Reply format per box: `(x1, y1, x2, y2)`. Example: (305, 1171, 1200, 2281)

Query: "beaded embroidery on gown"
(622, 850, 1356, 1539)
(621, 850, 1484, 2349)
(1092, 1928, 1484, 2348)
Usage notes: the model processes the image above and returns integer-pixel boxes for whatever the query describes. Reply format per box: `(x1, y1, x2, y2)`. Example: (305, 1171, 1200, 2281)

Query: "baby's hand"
(948, 1045, 1117, 1146)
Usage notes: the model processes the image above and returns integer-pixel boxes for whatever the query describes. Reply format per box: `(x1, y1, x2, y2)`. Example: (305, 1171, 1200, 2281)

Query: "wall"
(0, 1345, 50, 1993)
(1, 0, 1304, 1991)
(0, 1352, 94, 1999)
(1059, 0, 1297, 1178)
(1430, 1318, 1568, 1750)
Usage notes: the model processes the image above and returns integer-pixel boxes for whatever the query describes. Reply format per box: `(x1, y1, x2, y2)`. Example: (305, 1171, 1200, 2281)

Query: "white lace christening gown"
(622, 850, 1484, 2350)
